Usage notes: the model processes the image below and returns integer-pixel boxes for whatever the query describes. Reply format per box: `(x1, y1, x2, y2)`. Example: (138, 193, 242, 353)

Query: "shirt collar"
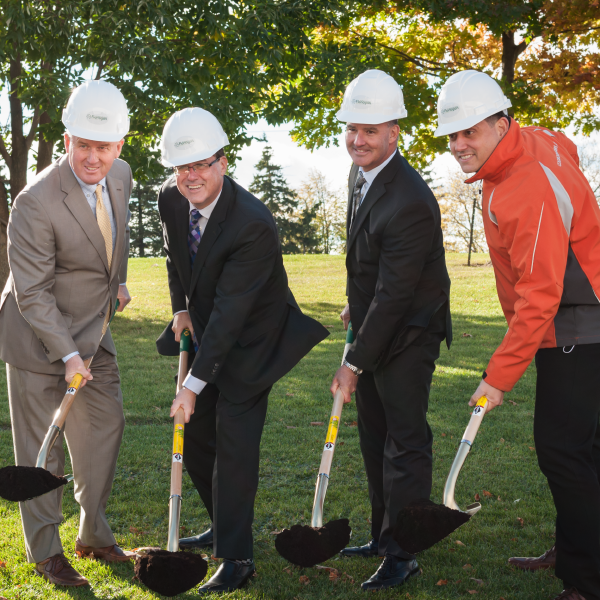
(359, 149, 397, 185)
(189, 188, 222, 219)
(69, 165, 107, 195)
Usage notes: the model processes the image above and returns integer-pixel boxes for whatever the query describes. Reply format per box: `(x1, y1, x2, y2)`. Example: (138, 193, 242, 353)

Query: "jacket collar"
(188, 176, 233, 293)
(465, 120, 524, 185)
(346, 150, 401, 252)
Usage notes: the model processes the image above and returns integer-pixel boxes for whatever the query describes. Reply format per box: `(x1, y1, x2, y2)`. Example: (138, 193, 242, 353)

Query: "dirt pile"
(275, 518, 351, 568)
(0, 466, 68, 502)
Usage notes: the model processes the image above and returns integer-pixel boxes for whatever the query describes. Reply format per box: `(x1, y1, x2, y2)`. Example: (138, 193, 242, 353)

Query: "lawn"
(0, 253, 560, 599)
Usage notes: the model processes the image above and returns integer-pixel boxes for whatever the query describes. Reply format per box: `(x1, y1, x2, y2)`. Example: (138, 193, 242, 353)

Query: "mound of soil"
(134, 549, 208, 596)
(275, 518, 351, 568)
(393, 498, 471, 554)
(0, 466, 68, 502)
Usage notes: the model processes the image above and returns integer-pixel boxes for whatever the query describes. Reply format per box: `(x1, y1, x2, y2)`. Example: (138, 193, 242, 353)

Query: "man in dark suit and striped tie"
(155, 107, 329, 594)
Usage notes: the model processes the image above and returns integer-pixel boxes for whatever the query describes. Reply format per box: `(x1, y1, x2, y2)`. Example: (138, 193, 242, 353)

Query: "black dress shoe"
(361, 555, 420, 591)
(340, 539, 379, 558)
(198, 559, 255, 594)
(179, 526, 213, 550)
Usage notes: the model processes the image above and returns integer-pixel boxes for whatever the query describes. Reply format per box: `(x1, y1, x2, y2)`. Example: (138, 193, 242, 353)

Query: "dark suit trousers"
(535, 344, 600, 600)
(182, 383, 271, 560)
(355, 323, 444, 560)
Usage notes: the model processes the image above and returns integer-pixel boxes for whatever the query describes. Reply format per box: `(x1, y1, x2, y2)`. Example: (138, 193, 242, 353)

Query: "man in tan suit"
(0, 80, 134, 586)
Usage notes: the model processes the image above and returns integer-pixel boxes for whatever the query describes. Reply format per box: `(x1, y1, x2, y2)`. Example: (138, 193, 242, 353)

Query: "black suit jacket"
(344, 150, 452, 372)
(156, 175, 329, 402)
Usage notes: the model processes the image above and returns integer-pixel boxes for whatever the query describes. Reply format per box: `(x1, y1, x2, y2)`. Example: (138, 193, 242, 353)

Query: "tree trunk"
(36, 111, 55, 174)
(0, 179, 9, 289)
(9, 58, 29, 200)
(501, 31, 528, 85)
(137, 184, 145, 257)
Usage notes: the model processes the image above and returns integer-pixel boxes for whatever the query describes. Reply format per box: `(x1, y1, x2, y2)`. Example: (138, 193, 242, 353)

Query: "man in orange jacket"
(435, 70, 600, 600)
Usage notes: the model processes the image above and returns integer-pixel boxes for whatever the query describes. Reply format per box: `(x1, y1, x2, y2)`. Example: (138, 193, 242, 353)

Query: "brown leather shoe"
(508, 545, 556, 570)
(554, 589, 586, 600)
(36, 553, 89, 587)
(75, 538, 134, 562)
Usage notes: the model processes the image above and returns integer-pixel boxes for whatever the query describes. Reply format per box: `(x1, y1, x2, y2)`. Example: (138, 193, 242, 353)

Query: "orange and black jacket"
(466, 121, 600, 392)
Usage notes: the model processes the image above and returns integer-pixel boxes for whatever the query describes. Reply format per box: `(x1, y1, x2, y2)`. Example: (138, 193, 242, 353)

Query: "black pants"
(535, 345, 600, 600)
(355, 326, 444, 559)
(182, 384, 270, 560)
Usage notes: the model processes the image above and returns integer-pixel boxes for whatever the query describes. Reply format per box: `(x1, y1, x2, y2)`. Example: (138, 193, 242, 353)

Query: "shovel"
(134, 328, 208, 597)
(393, 396, 489, 554)
(0, 300, 120, 502)
(274, 324, 354, 568)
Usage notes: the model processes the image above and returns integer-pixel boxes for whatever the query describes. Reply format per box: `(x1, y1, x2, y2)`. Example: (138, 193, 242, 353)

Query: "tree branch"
(95, 60, 105, 80)
(25, 105, 41, 152)
(0, 135, 12, 170)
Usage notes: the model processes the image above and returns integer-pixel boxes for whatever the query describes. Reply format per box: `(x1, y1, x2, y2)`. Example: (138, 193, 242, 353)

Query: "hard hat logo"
(174, 137, 195, 149)
(86, 112, 109, 123)
(441, 106, 459, 114)
(336, 69, 408, 124)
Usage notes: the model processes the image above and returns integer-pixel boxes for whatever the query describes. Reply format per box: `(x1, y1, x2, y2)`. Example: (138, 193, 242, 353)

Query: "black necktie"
(350, 173, 366, 230)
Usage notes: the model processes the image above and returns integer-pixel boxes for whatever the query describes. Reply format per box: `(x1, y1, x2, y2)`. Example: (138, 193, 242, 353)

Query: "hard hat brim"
(434, 104, 511, 137)
(336, 108, 407, 124)
(161, 144, 229, 168)
(64, 124, 126, 143)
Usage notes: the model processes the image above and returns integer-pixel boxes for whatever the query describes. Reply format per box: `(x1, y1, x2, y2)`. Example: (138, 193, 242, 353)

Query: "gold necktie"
(95, 184, 113, 270)
(95, 184, 113, 334)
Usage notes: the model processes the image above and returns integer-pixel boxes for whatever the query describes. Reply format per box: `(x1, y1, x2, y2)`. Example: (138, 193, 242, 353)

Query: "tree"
(579, 141, 600, 203)
(129, 175, 168, 258)
(0, 0, 358, 286)
(250, 145, 309, 253)
(439, 169, 487, 262)
(296, 169, 347, 253)
(283, 1, 600, 168)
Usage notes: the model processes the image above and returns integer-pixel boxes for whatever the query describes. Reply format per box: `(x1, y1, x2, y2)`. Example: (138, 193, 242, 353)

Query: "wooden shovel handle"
(171, 338, 189, 497)
(317, 389, 345, 476)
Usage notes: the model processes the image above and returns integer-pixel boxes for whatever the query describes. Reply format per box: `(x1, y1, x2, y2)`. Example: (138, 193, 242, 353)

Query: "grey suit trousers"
(7, 347, 124, 563)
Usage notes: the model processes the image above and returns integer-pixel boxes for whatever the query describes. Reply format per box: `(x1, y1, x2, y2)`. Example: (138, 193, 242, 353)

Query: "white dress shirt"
(176, 191, 222, 396)
(356, 149, 397, 205)
(63, 168, 126, 363)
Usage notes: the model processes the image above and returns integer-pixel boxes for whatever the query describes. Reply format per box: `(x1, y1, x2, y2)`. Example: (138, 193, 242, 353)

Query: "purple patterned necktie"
(188, 209, 202, 265)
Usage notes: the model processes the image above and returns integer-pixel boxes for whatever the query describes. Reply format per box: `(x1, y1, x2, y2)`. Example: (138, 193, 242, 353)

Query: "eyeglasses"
(174, 156, 221, 175)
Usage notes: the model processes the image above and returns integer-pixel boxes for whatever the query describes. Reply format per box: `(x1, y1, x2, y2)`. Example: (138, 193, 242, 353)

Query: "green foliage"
(129, 173, 169, 258)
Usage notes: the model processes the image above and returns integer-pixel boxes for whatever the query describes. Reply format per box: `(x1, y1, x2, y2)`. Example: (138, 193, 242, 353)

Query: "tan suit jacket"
(0, 155, 131, 374)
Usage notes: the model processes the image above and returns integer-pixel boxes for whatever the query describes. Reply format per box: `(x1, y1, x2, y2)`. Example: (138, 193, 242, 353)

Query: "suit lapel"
(106, 175, 125, 283)
(346, 151, 402, 253)
(60, 156, 110, 274)
(188, 177, 233, 294)
(347, 164, 359, 238)
(173, 197, 192, 293)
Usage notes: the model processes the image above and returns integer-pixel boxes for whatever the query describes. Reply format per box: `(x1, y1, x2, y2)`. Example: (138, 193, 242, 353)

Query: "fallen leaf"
(211, 555, 219, 561)
(456, 540, 466, 546)
(455, 579, 462, 584)
(436, 579, 448, 586)
(270, 531, 280, 535)
(338, 441, 345, 446)
(310, 422, 324, 426)
(0, 561, 6, 568)
(441, 433, 446, 437)
(509, 400, 517, 405)
(463, 564, 473, 570)
(448, 548, 456, 552)
(286, 426, 297, 429)
(283, 568, 292, 575)
(201, 554, 208, 559)
(529, 446, 535, 451)
(483, 490, 493, 498)
(470, 578, 484, 586)
(346, 421, 358, 427)
(467, 591, 478, 595)
(475, 493, 481, 501)
(517, 517, 524, 527)
(299, 575, 310, 585)
(511, 538, 517, 541)
(286, 393, 295, 397)
(497, 496, 502, 501)
(500, 597, 507, 600)
(462, 332, 473, 337)
(344, 572, 354, 583)
(129, 526, 149, 535)
(324, 325, 334, 329)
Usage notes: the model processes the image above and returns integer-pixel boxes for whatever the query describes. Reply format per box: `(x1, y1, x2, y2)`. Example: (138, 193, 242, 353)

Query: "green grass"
(0, 254, 561, 599)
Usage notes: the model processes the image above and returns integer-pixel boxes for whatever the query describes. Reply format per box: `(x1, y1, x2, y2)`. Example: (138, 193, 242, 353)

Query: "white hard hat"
(160, 107, 229, 167)
(62, 80, 129, 142)
(434, 70, 511, 137)
(336, 69, 407, 124)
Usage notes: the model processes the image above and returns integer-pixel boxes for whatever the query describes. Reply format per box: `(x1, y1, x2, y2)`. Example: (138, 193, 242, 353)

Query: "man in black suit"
(331, 70, 452, 591)
(156, 107, 329, 594)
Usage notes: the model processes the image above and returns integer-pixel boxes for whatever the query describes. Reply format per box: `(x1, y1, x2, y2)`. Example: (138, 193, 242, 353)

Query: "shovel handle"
(317, 389, 345, 476)
(462, 396, 488, 443)
(171, 339, 189, 496)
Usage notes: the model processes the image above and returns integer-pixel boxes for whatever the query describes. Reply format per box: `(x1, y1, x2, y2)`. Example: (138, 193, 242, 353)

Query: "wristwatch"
(342, 359, 363, 376)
